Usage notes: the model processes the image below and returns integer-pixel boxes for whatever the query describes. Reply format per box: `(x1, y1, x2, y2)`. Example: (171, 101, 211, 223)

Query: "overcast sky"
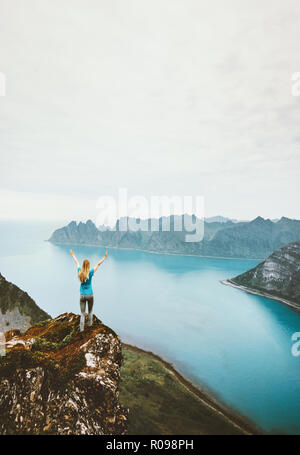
(0, 0, 300, 223)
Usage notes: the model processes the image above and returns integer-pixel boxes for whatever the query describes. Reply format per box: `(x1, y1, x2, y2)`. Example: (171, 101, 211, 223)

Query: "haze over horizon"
(0, 0, 300, 223)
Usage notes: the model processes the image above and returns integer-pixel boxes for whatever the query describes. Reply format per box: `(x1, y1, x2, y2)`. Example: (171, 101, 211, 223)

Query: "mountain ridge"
(223, 241, 300, 311)
(49, 216, 300, 260)
(0, 273, 50, 333)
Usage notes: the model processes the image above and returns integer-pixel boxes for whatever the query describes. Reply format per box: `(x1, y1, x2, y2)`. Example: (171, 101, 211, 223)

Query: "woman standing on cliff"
(70, 249, 108, 331)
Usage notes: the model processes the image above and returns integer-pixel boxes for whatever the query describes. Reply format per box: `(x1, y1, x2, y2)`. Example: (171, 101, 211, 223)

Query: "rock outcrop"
(0, 273, 50, 333)
(49, 216, 300, 259)
(226, 241, 300, 309)
(0, 313, 128, 435)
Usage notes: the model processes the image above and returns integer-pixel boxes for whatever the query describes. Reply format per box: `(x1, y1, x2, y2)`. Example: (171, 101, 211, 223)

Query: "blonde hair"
(78, 259, 90, 283)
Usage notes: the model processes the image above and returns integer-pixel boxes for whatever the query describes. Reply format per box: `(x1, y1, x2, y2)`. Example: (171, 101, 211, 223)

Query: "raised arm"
(94, 251, 108, 273)
(70, 250, 80, 269)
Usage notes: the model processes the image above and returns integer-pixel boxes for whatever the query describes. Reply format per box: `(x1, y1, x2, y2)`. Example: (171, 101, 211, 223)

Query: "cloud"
(0, 0, 299, 220)
(0, 189, 97, 222)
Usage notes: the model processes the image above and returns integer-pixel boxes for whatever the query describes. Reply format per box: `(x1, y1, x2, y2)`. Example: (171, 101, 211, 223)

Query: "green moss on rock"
(2, 313, 115, 390)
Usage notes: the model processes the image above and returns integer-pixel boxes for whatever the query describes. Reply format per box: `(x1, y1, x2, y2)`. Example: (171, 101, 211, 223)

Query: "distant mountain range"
(49, 216, 300, 260)
(223, 242, 300, 311)
(205, 216, 240, 223)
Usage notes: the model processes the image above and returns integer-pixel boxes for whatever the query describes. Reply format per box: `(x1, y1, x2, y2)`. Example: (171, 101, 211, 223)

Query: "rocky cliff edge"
(0, 312, 128, 435)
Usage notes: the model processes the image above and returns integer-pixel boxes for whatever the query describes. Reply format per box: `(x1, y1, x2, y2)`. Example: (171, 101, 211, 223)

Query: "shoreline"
(122, 342, 262, 435)
(47, 240, 263, 261)
(221, 279, 300, 313)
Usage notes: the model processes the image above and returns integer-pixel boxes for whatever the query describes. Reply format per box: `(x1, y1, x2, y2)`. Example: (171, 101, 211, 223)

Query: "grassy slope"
(119, 347, 247, 435)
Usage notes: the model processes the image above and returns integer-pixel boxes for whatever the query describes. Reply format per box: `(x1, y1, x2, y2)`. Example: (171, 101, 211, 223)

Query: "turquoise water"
(1, 221, 300, 434)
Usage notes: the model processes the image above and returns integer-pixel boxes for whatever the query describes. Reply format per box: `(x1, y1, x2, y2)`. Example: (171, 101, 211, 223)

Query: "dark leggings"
(80, 294, 94, 331)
